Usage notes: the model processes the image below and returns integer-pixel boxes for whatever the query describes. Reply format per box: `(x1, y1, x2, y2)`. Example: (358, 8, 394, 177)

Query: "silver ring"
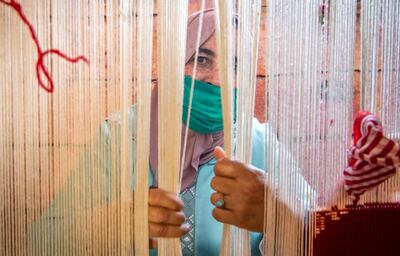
(215, 194, 225, 208)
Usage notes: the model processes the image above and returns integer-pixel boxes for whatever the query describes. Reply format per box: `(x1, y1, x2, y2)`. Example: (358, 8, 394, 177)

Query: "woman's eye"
(197, 56, 209, 65)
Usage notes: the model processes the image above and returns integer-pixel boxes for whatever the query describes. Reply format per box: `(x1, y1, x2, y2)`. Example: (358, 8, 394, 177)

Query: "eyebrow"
(198, 47, 215, 57)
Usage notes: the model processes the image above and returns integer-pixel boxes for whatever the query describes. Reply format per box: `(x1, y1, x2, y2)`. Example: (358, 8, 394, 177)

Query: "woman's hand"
(149, 188, 189, 237)
(85, 188, 188, 251)
(210, 147, 266, 232)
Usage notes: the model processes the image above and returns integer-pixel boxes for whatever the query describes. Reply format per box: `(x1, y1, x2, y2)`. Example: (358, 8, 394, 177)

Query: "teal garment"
(192, 119, 266, 255)
(29, 107, 314, 255)
(152, 116, 266, 255)
(182, 76, 237, 134)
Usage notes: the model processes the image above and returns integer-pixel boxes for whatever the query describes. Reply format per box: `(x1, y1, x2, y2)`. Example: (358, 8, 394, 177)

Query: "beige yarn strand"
(156, 1, 188, 255)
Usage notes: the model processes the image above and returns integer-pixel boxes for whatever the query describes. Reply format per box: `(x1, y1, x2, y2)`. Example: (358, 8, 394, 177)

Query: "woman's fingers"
(211, 157, 267, 232)
(211, 207, 236, 226)
(211, 192, 251, 211)
(148, 188, 188, 238)
(210, 192, 224, 207)
(149, 188, 184, 211)
(210, 176, 236, 194)
(148, 206, 186, 225)
(149, 223, 190, 238)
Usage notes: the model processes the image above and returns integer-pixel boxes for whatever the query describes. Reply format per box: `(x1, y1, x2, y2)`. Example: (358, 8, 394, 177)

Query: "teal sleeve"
(150, 248, 158, 256)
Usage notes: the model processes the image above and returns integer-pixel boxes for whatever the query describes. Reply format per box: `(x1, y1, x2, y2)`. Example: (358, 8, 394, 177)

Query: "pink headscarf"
(149, 9, 224, 192)
(185, 8, 216, 63)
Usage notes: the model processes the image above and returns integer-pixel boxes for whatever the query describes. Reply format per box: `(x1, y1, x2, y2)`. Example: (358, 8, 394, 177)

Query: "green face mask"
(182, 76, 236, 134)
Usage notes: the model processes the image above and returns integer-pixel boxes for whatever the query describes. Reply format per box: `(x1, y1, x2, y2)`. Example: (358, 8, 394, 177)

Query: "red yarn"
(1, 0, 89, 93)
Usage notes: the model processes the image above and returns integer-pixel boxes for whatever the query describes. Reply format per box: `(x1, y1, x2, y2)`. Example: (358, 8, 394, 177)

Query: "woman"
(148, 9, 265, 255)
(31, 8, 277, 256)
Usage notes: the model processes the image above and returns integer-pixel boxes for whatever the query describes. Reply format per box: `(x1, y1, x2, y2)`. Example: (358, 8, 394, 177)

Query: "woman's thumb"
(213, 146, 226, 160)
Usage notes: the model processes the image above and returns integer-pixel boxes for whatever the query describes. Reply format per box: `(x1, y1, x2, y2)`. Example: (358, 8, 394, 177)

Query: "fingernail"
(183, 224, 191, 232)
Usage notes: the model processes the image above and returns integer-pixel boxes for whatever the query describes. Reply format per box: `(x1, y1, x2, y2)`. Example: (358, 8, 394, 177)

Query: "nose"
(187, 66, 220, 87)
(204, 69, 220, 87)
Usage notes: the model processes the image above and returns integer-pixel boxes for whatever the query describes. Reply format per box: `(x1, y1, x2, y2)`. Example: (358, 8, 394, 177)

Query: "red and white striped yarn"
(344, 111, 400, 204)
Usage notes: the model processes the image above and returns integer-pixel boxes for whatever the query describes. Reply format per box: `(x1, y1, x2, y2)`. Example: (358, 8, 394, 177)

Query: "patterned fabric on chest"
(180, 185, 196, 255)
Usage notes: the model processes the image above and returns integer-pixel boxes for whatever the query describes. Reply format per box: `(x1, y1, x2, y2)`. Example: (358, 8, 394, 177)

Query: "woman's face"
(184, 34, 220, 86)
(183, 29, 266, 122)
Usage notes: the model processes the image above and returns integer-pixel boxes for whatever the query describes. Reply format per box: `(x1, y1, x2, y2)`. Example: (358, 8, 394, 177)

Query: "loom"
(0, 0, 399, 255)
